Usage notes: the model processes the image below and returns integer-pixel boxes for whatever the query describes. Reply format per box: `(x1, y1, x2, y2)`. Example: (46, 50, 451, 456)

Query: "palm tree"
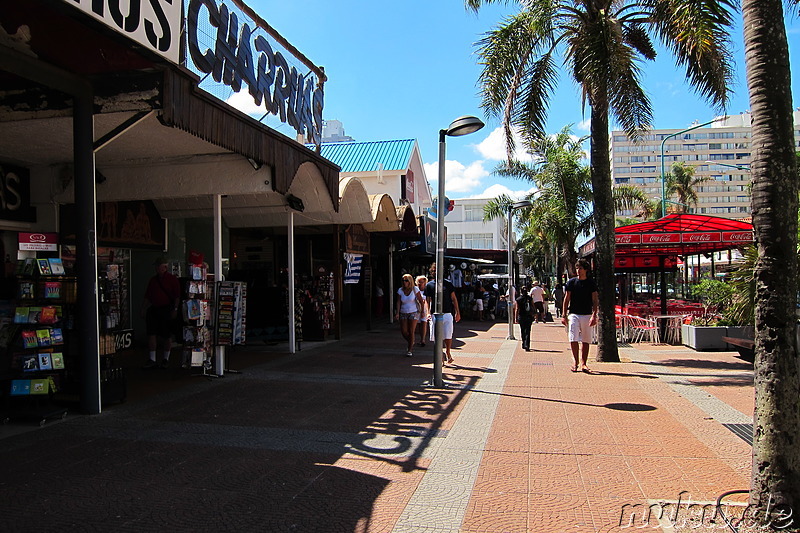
(466, 0, 735, 362)
(483, 127, 652, 281)
(664, 161, 710, 213)
(744, 0, 800, 509)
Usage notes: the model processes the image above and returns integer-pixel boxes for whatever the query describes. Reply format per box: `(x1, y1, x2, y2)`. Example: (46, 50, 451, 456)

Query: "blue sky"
(232, 1, 800, 201)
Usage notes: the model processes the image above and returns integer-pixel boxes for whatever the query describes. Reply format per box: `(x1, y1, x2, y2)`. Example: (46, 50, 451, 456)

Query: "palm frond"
(482, 195, 515, 221)
(649, 0, 736, 109)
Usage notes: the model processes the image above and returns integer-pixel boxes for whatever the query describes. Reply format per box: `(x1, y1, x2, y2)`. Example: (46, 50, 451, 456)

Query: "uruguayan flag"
(344, 253, 363, 284)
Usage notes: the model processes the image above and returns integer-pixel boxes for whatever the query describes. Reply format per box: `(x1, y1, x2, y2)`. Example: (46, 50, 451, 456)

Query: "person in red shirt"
(141, 257, 181, 368)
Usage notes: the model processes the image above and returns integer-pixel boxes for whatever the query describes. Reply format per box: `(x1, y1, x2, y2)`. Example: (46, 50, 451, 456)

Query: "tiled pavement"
(0, 316, 755, 532)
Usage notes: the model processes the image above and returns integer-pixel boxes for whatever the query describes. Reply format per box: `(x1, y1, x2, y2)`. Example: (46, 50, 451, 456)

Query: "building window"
(447, 234, 463, 249)
(464, 205, 484, 222)
(464, 233, 493, 249)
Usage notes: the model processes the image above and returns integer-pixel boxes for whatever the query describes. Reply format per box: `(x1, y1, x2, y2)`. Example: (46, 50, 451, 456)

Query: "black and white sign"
(186, 0, 324, 146)
(63, 0, 182, 63)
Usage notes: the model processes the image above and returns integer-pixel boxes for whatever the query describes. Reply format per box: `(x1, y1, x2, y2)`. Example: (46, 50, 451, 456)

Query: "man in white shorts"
(561, 259, 598, 373)
(424, 263, 461, 365)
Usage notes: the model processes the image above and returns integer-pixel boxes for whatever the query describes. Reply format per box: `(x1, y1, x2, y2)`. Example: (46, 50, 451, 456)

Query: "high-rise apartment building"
(611, 110, 800, 220)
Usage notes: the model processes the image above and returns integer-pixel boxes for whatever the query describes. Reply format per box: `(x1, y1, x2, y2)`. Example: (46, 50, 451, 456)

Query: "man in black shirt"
(561, 259, 598, 372)
(514, 286, 534, 351)
(424, 263, 461, 365)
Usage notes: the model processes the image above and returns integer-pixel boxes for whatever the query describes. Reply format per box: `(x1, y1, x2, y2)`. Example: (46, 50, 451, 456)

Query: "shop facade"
(0, 0, 364, 416)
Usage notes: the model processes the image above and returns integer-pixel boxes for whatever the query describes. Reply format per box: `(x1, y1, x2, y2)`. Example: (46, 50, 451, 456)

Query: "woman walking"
(395, 274, 425, 357)
(415, 275, 430, 347)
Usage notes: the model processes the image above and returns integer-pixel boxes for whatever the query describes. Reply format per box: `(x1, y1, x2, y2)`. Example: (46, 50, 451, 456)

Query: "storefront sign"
(345, 224, 370, 254)
(722, 231, 753, 243)
(186, 0, 324, 145)
(60, 200, 166, 250)
(403, 170, 415, 204)
(615, 255, 678, 271)
(0, 163, 36, 223)
(19, 232, 58, 251)
(114, 329, 134, 351)
(62, 0, 182, 63)
(615, 234, 641, 245)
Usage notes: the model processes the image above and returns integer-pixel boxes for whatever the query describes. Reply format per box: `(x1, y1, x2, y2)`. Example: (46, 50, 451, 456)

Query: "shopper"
(561, 259, 598, 373)
(141, 257, 181, 368)
(514, 286, 535, 351)
(395, 273, 424, 357)
(424, 263, 461, 366)
(529, 280, 546, 323)
(415, 275, 430, 347)
(553, 283, 565, 318)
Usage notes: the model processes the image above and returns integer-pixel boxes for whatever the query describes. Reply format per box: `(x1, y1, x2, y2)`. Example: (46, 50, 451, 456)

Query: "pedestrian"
(141, 257, 181, 368)
(424, 263, 461, 366)
(474, 282, 486, 321)
(415, 275, 430, 347)
(514, 286, 534, 351)
(375, 278, 385, 318)
(529, 280, 546, 323)
(395, 273, 424, 357)
(561, 259, 598, 373)
(553, 283, 565, 318)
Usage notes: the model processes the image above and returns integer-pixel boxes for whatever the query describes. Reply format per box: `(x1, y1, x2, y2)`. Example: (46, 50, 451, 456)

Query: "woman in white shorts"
(415, 275, 430, 347)
(395, 273, 425, 357)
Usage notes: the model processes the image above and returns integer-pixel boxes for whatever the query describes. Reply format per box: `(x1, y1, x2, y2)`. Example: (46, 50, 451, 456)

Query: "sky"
(227, 0, 800, 202)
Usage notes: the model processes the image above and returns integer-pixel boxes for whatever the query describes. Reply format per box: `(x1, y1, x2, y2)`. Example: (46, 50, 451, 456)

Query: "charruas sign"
(62, 0, 182, 63)
(186, 0, 324, 146)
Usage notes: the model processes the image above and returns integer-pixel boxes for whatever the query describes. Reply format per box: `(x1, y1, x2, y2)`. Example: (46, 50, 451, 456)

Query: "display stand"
(299, 272, 335, 342)
(181, 264, 218, 379)
(0, 257, 70, 425)
(97, 251, 130, 404)
(215, 281, 246, 371)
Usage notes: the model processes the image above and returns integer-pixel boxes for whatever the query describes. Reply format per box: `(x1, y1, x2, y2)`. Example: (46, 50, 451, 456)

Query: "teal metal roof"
(316, 139, 416, 173)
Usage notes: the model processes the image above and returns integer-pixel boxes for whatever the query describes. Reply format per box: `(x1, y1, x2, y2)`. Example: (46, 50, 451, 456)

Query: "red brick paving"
(0, 317, 757, 532)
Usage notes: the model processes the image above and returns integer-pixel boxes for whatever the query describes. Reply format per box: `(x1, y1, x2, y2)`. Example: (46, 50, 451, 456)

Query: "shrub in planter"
(690, 279, 734, 326)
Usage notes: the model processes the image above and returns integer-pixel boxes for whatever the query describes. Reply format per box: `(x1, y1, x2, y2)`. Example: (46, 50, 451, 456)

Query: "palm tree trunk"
(743, 0, 800, 514)
(590, 97, 620, 362)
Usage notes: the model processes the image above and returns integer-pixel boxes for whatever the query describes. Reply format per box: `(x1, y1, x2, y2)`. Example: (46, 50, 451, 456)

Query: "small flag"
(344, 253, 363, 284)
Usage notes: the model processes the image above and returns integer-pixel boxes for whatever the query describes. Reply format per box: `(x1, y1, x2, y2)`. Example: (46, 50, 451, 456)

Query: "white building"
(445, 197, 507, 251)
(611, 110, 800, 219)
(321, 119, 355, 143)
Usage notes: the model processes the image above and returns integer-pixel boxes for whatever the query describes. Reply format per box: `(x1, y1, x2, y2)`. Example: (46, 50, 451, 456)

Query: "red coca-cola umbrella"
(614, 214, 753, 257)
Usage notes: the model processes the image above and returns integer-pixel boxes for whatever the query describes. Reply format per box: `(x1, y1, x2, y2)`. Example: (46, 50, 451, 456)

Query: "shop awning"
(613, 214, 753, 256)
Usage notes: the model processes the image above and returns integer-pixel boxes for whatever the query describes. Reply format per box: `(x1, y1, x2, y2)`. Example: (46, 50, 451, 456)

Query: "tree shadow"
(633, 358, 753, 371)
(470, 388, 657, 411)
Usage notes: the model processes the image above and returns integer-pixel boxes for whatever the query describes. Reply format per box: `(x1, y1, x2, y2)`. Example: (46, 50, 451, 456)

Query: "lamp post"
(434, 115, 484, 388)
(705, 161, 751, 172)
(660, 116, 727, 216)
(507, 200, 532, 340)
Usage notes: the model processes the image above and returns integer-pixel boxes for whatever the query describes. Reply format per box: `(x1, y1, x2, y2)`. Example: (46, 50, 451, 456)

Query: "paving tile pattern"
(0, 317, 757, 532)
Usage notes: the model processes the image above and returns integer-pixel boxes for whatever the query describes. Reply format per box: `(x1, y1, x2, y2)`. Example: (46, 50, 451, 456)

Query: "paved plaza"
(0, 317, 756, 532)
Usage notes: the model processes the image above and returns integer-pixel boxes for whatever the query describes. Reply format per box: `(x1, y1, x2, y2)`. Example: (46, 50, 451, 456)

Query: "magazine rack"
(1, 257, 71, 425)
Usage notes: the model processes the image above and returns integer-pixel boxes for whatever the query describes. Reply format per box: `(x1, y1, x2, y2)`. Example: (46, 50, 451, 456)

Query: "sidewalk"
(0, 318, 755, 532)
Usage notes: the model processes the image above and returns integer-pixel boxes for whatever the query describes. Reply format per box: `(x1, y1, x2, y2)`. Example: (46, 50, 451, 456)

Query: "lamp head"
(445, 116, 485, 137)
(512, 200, 532, 210)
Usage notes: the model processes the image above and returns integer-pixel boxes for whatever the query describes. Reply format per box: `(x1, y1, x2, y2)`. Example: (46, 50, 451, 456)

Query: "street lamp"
(507, 200, 532, 340)
(705, 160, 751, 172)
(433, 115, 484, 388)
(660, 116, 727, 216)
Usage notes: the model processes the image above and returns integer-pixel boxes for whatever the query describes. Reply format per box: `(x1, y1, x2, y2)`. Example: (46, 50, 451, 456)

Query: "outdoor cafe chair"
(627, 315, 659, 344)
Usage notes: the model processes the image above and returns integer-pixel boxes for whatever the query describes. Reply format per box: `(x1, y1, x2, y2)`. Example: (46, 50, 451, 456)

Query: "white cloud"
(424, 159, 491, 194)
(467, 184, 536, 200)
(576, 118, 591, 132)
(474, 127, 533, 162)
(225, 91, 266, 116)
